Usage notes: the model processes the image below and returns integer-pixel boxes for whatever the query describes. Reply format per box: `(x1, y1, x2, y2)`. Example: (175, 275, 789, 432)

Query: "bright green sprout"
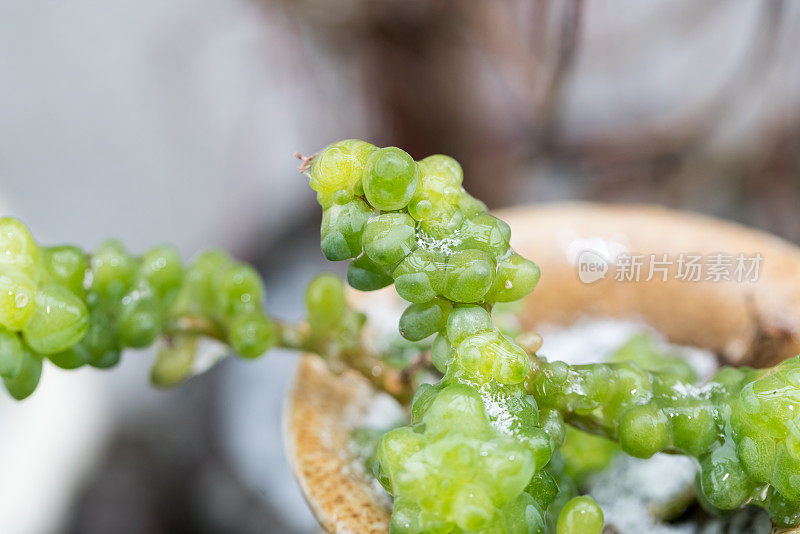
(556, 495, 603, 534)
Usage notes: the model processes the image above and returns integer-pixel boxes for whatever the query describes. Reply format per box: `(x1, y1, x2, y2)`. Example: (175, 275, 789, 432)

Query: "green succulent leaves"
(308, 141, 563, 532)
(0, 219, 275, 399)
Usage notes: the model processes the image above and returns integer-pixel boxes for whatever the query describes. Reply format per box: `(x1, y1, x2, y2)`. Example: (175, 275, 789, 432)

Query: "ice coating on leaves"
(308, 140, 540, 309)
(378, 385, 538, 532)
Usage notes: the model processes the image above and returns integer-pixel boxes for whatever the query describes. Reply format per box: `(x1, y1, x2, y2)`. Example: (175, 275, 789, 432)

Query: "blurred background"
(1, 1, 799, 533)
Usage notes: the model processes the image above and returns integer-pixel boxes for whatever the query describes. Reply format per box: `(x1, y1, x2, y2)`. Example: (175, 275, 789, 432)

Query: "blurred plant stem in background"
(267, 0, 800, 242)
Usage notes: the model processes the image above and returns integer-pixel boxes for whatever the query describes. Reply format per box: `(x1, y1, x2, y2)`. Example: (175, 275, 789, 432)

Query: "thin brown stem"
(165, 315, 227, 342)
(293, 151, 317, 173)
(163, 314, 415, 403)
(274, 319, 416, 405)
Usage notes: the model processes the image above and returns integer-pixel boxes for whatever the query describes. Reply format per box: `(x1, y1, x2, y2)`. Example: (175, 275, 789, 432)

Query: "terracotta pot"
(284, 202, 800, 534)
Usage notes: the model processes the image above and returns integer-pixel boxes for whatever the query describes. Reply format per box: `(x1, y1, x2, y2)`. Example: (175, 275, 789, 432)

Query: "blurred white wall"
(0, 370, 110, 534)
(0, 1, 368, 532)
(0, 0, 367, 255)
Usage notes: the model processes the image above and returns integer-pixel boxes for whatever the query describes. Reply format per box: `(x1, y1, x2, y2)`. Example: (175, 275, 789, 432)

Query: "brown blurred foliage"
(267, 0, 800, 241)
